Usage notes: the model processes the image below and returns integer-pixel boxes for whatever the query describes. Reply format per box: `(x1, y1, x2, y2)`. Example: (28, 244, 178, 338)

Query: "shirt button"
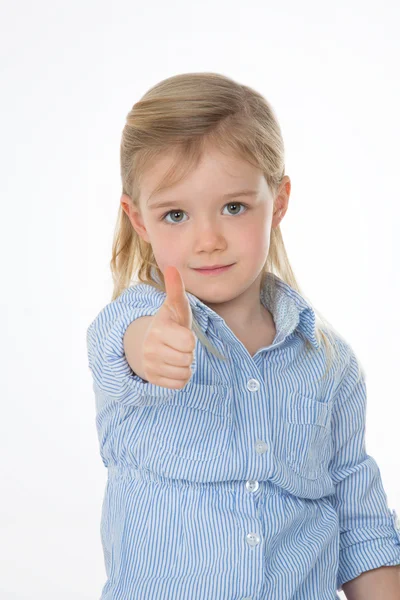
(247, 378, 260, 392)
(242, 597, 252, 600)
(246, 532, 261, 547)
(255, 440, 268, 454)
(245, 480, 259, 493)
(395, 512, 400, 530)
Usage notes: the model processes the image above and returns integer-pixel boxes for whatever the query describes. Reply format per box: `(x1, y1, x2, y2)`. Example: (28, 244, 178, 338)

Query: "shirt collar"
(186, 271, 319, 350)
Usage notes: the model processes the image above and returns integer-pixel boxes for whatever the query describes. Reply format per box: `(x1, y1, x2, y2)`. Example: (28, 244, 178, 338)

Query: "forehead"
(140, 145, 266, 206)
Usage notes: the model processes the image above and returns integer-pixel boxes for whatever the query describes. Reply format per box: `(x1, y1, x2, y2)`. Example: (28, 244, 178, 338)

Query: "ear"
(272, 176, 290, 228)
(120, 194, 151, 243)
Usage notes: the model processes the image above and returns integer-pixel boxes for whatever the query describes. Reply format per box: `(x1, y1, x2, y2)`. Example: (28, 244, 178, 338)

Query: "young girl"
(86, 72, 400, 600)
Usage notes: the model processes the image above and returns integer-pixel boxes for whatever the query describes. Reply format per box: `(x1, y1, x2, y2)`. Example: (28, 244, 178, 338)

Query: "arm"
(342, 564, 400, 599)
(123, 316, 154, 381)
(87, 286, 199, 405)
(328, 347, 400, 593)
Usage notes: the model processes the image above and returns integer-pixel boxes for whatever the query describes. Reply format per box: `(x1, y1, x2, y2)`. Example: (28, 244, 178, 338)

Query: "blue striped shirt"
(87, 271, 400, 599)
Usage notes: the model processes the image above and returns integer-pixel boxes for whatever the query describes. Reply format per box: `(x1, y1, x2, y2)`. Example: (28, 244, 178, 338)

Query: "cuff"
(337, 508, 400, 590)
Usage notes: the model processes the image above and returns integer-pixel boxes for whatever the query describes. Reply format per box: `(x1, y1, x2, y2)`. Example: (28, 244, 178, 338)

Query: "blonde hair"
(110, 72, 362, 385)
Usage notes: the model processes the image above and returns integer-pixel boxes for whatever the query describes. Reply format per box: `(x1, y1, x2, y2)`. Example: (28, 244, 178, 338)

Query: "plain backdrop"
(1, 0, 399, 598)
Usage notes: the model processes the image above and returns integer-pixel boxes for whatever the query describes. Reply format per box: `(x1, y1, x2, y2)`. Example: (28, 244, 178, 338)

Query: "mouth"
(192, 263, 235, 275)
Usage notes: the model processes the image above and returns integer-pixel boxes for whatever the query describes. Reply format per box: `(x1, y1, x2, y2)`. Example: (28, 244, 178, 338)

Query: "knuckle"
(143, 346, 156, 361)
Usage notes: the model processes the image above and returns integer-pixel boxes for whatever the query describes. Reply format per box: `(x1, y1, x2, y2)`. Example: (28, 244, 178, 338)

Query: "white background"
(1, 0, 399, 598)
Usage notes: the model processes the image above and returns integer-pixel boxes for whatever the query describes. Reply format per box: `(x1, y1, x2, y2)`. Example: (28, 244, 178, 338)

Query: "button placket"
(243, 379, 263, 599)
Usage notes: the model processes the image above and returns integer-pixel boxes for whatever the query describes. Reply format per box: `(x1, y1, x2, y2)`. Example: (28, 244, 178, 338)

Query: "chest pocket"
(152, 380, 233, 462)
(283, 394, 332, 480)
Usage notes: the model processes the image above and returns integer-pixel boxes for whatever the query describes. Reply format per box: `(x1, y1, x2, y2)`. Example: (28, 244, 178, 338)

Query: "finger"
(144, 338, 194, 370)
(163, 265, 192, 330)
(158, 322, 196, 354)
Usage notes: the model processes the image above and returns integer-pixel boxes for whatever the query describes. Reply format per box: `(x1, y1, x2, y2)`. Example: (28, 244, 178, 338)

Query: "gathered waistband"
(106, 464, 291, 497)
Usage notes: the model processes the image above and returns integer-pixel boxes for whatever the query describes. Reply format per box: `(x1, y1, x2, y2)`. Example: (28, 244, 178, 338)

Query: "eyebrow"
(147, 189, 259, 210)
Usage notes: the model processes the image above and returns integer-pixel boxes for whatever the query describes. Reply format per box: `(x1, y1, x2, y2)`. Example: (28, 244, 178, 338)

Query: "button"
(255, 440, 268, 454)
(245, 480, 259, 493)
(395, 511, 400, 530)
(242, 597, 252, 600)
(246, 532, 261, 547)
(247, 378, 260, 392)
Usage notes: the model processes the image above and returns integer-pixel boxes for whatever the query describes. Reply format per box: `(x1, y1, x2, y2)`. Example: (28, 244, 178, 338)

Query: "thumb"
(163, 265, 192, 330)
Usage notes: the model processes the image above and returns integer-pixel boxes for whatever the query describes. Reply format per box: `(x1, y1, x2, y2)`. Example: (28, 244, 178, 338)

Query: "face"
(121, 144, 290, 322)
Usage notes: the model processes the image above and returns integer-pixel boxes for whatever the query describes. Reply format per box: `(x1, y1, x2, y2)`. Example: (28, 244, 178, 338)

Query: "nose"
(193, 220, 226, 251)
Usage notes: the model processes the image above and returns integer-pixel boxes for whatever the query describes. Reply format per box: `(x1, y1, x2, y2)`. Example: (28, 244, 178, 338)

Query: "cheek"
(235, 222, 271, 265)
(150, 231, 184, 270)
(238, 220, 269, 248)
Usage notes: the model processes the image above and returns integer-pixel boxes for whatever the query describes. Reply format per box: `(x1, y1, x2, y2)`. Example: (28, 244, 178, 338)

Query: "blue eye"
(161, 202, 248, 224)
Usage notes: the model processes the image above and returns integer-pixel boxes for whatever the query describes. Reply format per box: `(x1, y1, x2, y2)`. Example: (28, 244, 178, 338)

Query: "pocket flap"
(285, 395, 330, 429)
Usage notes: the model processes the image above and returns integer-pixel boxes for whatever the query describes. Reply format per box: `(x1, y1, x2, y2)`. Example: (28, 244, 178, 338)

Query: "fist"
(141, 266, 196, 389)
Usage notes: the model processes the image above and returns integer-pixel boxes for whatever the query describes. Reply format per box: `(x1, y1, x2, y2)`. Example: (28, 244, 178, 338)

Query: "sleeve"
(328, 347, 400, 592)
(86, 286, 198, 406)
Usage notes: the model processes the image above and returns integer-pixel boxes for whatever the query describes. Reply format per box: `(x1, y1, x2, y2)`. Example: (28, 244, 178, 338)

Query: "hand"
(141, 266, 196, 389)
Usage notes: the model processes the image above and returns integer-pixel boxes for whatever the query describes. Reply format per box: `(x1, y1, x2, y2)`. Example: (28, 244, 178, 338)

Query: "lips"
(193, 263, 235, 275)
(195, 263, 233, 270)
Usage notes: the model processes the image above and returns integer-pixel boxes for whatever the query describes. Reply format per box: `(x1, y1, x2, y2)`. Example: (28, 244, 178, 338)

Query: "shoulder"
(86, 283, 167, 364)
(317, 322, 366, 391)
(88, 283, 165, 331)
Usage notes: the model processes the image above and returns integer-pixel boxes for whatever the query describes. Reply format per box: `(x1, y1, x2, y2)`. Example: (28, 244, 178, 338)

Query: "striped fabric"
(87, 271, 400, 599)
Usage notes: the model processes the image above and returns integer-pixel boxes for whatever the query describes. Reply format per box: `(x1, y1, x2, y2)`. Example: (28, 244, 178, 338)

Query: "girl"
(86, 72, 400, 600)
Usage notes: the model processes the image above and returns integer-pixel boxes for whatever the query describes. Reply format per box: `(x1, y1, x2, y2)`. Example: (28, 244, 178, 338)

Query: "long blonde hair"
(110, 72, 362, 385)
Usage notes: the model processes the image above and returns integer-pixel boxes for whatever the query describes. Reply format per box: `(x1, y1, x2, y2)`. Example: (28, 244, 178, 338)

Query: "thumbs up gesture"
(141, 266, 196, 389)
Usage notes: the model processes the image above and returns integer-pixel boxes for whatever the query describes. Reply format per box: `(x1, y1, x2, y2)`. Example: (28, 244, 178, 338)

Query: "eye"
(223, 202, 248, 216)
(161, 202, 249, 224)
